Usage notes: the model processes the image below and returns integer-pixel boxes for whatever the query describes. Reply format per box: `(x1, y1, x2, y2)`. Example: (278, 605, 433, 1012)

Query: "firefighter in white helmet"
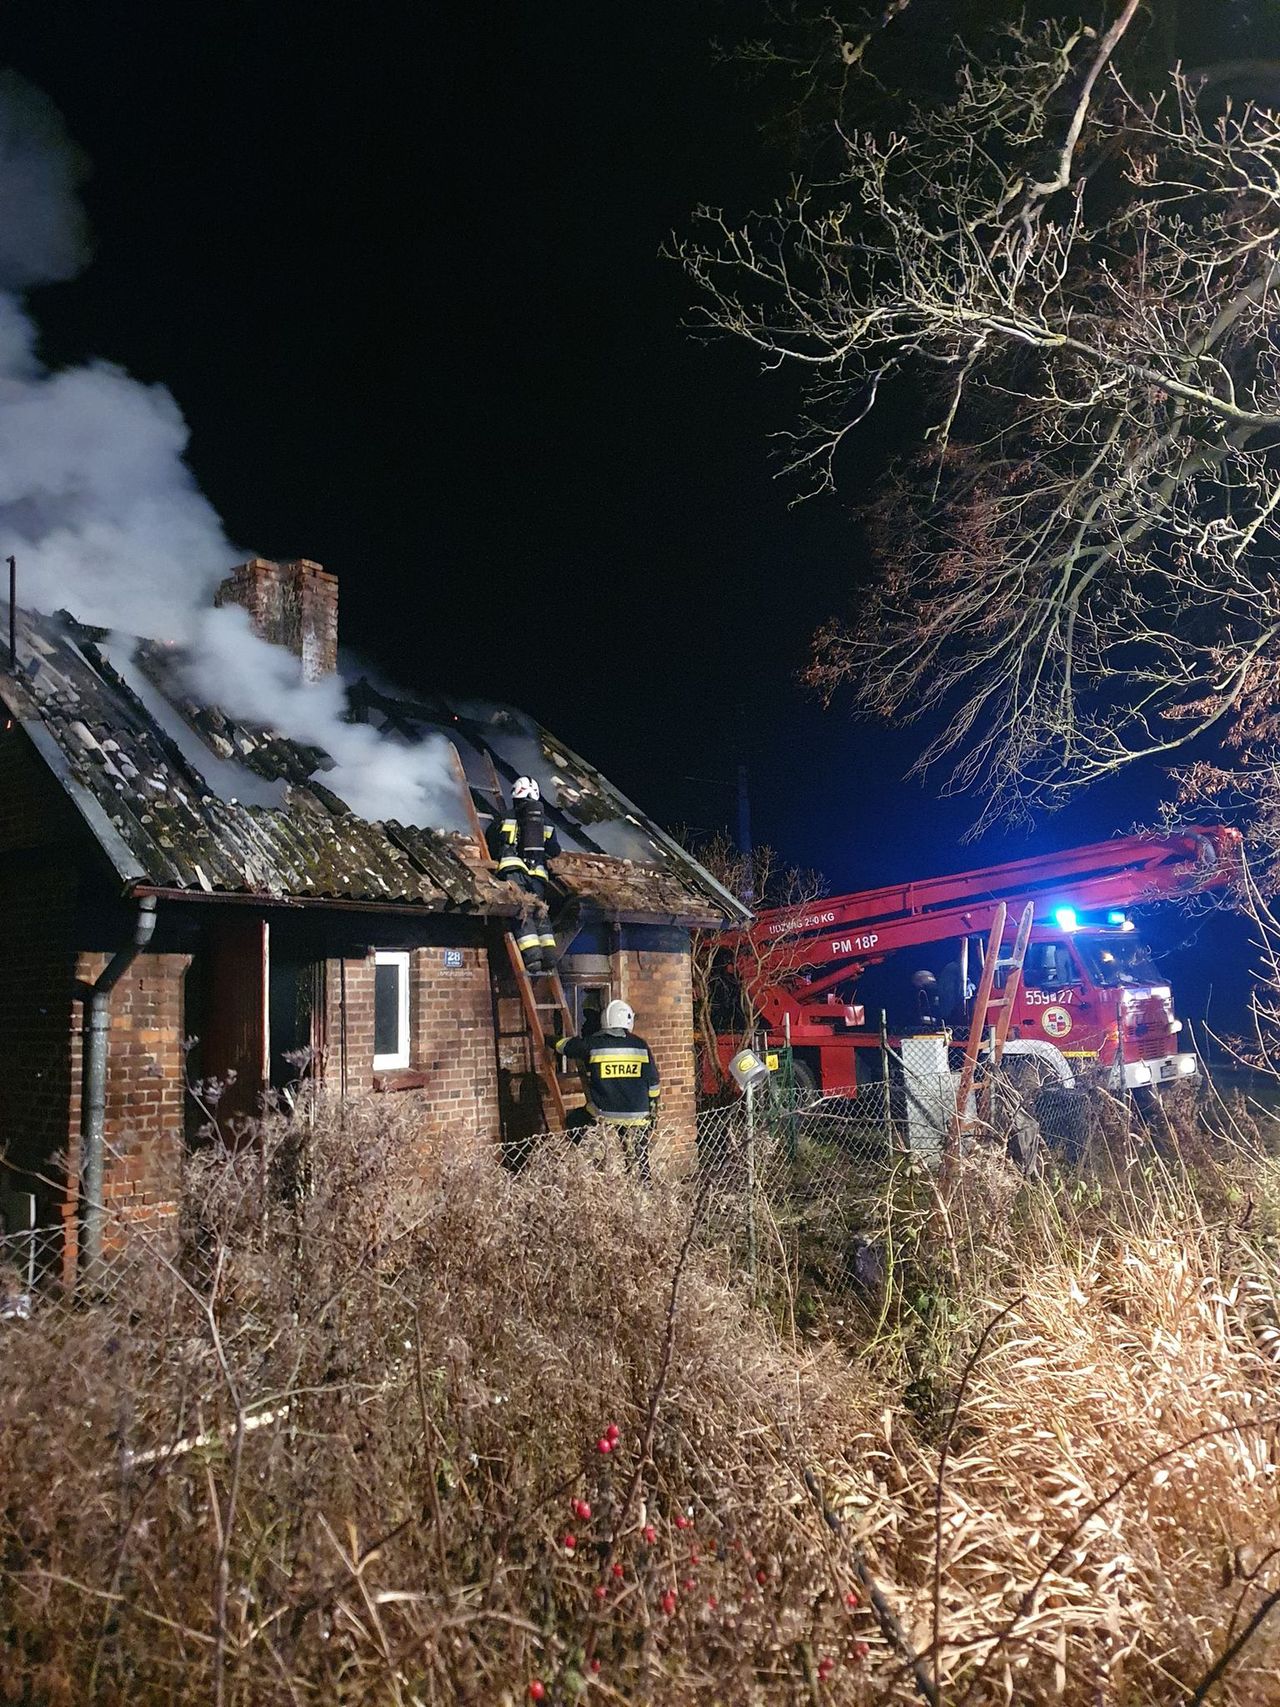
(487, 775, 561, 973)
(555, 999, 660, 1183)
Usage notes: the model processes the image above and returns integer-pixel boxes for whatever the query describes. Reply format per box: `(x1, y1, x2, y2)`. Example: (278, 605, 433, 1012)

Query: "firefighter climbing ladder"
(501, 934, 585, 1132)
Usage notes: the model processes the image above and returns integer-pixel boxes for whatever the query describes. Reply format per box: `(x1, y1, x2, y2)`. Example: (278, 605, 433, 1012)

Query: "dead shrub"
(0, 1103, 881, 1706)
(4, 1100, 1280, 1704)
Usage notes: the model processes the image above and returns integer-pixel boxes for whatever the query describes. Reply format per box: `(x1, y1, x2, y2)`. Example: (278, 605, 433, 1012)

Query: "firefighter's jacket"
(488, 801, 561, 889)
(555, 1028, 661, 1126)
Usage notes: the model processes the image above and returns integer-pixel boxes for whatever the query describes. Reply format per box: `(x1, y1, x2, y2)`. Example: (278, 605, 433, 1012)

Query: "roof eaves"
(0, 684, 149, 887)
(127, 881, 522, 919)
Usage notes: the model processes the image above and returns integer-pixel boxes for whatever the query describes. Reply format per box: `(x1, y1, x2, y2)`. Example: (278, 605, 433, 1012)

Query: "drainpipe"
(80, 896, 158, 1283)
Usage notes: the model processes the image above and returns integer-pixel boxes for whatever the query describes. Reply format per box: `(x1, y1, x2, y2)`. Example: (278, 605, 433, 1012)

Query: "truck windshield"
(1077, 935, 1165, 988)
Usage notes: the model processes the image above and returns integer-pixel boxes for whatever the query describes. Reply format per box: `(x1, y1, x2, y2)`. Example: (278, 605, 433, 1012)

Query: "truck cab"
(1009, 927, 1199, 1091)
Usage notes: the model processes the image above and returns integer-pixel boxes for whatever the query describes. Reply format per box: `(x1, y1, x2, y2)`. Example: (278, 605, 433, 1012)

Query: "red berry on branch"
(563, 1533, 576, 1551)
(605, 1423, 620, 1444)
(682, 1577, 694, 1592)
(674, 1514, 691, 1530)
(756, 1568, 768, 1586)
(845, 1589, 860, 1609)
(573, 1499, 592, 1521)
(818, 1657, 835, 1681)
(593, 1584, 607, 1602)
(590, 1658, 602, 1674)
(661, 1589, 678, 1616)
(596, 1438, 612, 1455)
(689, 1552, 700, 1565)
(611, 1562, 624, 1579)
(853, 1640, 870, 1660)
(642, 1525, 657, 1545)
(529, 1684, 545, 1702)
(707, 1594, 717, 1610)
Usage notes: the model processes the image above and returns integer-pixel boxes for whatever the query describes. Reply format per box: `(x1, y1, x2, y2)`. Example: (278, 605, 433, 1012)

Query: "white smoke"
(0, 75, 233, 639)
(0, 73, 463, 831)
(185, 608, 467, 828)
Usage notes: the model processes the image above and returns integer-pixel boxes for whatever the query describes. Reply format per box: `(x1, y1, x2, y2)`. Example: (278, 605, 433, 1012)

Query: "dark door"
(193, 915, 268, 1140)
(269, 951, 325, 1094)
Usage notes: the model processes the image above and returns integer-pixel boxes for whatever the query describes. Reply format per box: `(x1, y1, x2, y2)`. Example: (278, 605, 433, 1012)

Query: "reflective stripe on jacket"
(556, 1030, 660, 1125)
(487, 802, 561, 884)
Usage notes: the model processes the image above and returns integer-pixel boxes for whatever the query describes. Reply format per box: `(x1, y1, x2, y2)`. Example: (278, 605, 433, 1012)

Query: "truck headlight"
(1177, 1054, 1198, 1076)
(1130, 1063, 1152, 1085)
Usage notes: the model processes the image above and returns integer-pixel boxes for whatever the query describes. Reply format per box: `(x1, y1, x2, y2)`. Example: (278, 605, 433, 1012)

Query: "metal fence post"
(880, 1008, 894, 1152)
(745, 1080, 757, 1287)
(783, 1012, 798, 1162)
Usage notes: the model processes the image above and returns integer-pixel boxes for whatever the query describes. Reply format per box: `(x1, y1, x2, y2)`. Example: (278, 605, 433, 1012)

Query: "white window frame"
(373, 950, 411, 1071)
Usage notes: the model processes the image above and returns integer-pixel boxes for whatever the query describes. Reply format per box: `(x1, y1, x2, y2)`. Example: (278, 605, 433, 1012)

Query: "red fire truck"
(709, 828, 1240, 1097)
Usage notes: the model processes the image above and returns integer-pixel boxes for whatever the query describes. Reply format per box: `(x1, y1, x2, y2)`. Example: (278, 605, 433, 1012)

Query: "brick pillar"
(215, 558, 339, 681)
(63, 948, 190, 1282)
(618, 937, 697, 1160)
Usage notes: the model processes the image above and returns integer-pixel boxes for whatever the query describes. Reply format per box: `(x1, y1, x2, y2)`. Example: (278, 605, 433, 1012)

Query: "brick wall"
(409, 945, 500, 1142)
(0, 725, 86, 1274)
(0, 855, 79, 1253)
(323, 943, 501, 1145)
(615, 931, 697, 1152)
(63, 949, 189, 1281)
(325, 953, 376, 1096)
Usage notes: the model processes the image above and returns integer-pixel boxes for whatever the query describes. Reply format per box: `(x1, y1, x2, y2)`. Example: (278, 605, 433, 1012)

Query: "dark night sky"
(2, 2, 1249, 1029)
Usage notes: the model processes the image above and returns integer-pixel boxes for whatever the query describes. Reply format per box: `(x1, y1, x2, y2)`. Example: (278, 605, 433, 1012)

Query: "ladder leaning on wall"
(500, 934, 587, 1133)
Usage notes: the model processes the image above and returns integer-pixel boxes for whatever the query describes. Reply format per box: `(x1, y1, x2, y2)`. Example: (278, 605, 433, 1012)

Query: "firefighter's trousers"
(582, 1119, 652, 1186)
(511, 876, 557, 973)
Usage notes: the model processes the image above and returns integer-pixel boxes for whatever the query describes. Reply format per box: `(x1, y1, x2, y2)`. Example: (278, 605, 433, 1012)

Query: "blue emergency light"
(1053, 906, 1078, 932)
(1107, 909, 1128, 926)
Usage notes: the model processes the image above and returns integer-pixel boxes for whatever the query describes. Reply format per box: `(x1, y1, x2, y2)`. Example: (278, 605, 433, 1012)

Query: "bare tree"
(687, 834, 825, 1090)
(677, 6, 1280, 865)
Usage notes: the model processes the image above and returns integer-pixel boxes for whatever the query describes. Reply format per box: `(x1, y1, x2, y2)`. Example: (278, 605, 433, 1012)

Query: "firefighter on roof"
(555, 999, 660, 1183)
(488, 775, 561, 973)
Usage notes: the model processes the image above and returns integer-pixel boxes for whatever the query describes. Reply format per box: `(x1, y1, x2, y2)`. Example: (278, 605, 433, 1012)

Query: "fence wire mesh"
(552, 1052, 1110, 1293)
(8, 1047, 1205, 1311)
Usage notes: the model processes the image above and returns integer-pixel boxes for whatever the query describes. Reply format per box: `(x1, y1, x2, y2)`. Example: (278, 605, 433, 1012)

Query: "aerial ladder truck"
(708, 827, 1240, 1100)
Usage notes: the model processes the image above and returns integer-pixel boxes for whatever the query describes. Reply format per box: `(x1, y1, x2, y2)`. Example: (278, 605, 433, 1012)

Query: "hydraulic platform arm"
(732, 826, 1240, 1031)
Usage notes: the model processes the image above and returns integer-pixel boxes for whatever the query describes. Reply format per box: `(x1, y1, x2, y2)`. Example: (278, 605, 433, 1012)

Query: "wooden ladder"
(502, 934, 586, 1132)
(947, 900, 1035, 1169)
(983, 901, 1036, 1079)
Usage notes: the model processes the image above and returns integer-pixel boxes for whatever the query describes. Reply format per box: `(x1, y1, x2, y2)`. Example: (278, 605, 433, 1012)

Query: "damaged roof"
(0, 606, 747, 927)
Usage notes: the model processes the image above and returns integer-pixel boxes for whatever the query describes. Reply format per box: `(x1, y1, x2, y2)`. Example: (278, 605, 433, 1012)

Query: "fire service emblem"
(1040, 1005, 1073, 1039)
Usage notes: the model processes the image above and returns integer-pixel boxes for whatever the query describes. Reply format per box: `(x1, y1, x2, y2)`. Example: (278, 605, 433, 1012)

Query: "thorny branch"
(801, 1466, 939, 1706)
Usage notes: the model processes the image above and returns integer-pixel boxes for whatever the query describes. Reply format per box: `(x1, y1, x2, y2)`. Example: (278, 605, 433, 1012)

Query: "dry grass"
(0, 1104, 881, 1706)
(3, 1102, 1280, 1704)
(836, 1149, 1280, 1703)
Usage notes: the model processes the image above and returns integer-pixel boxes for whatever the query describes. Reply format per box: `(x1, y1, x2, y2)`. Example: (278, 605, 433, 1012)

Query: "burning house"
(0, 558, 746, 1283)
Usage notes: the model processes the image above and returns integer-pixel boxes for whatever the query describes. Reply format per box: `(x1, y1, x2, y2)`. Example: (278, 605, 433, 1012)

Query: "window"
(575, 984, 608, 1038)
(556, 981, 610, 1075)
(1076, 935, 1164, 989)
(373, 950, 410, 1070)
(1022, 942, 1080, 991)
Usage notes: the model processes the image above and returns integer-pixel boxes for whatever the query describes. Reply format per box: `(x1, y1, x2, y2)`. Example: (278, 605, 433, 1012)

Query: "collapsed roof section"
(344, 680, 748, 923)
(0, 605, 748, 928)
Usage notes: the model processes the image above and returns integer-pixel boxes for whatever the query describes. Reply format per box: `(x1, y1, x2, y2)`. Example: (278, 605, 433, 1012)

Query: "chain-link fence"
(554, 1045, 1143, 1291)
(9, 1042, 1193, 1311)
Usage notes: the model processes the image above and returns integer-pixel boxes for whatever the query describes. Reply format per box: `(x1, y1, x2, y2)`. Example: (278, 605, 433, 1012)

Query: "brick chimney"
(214, 558, 338, 682)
